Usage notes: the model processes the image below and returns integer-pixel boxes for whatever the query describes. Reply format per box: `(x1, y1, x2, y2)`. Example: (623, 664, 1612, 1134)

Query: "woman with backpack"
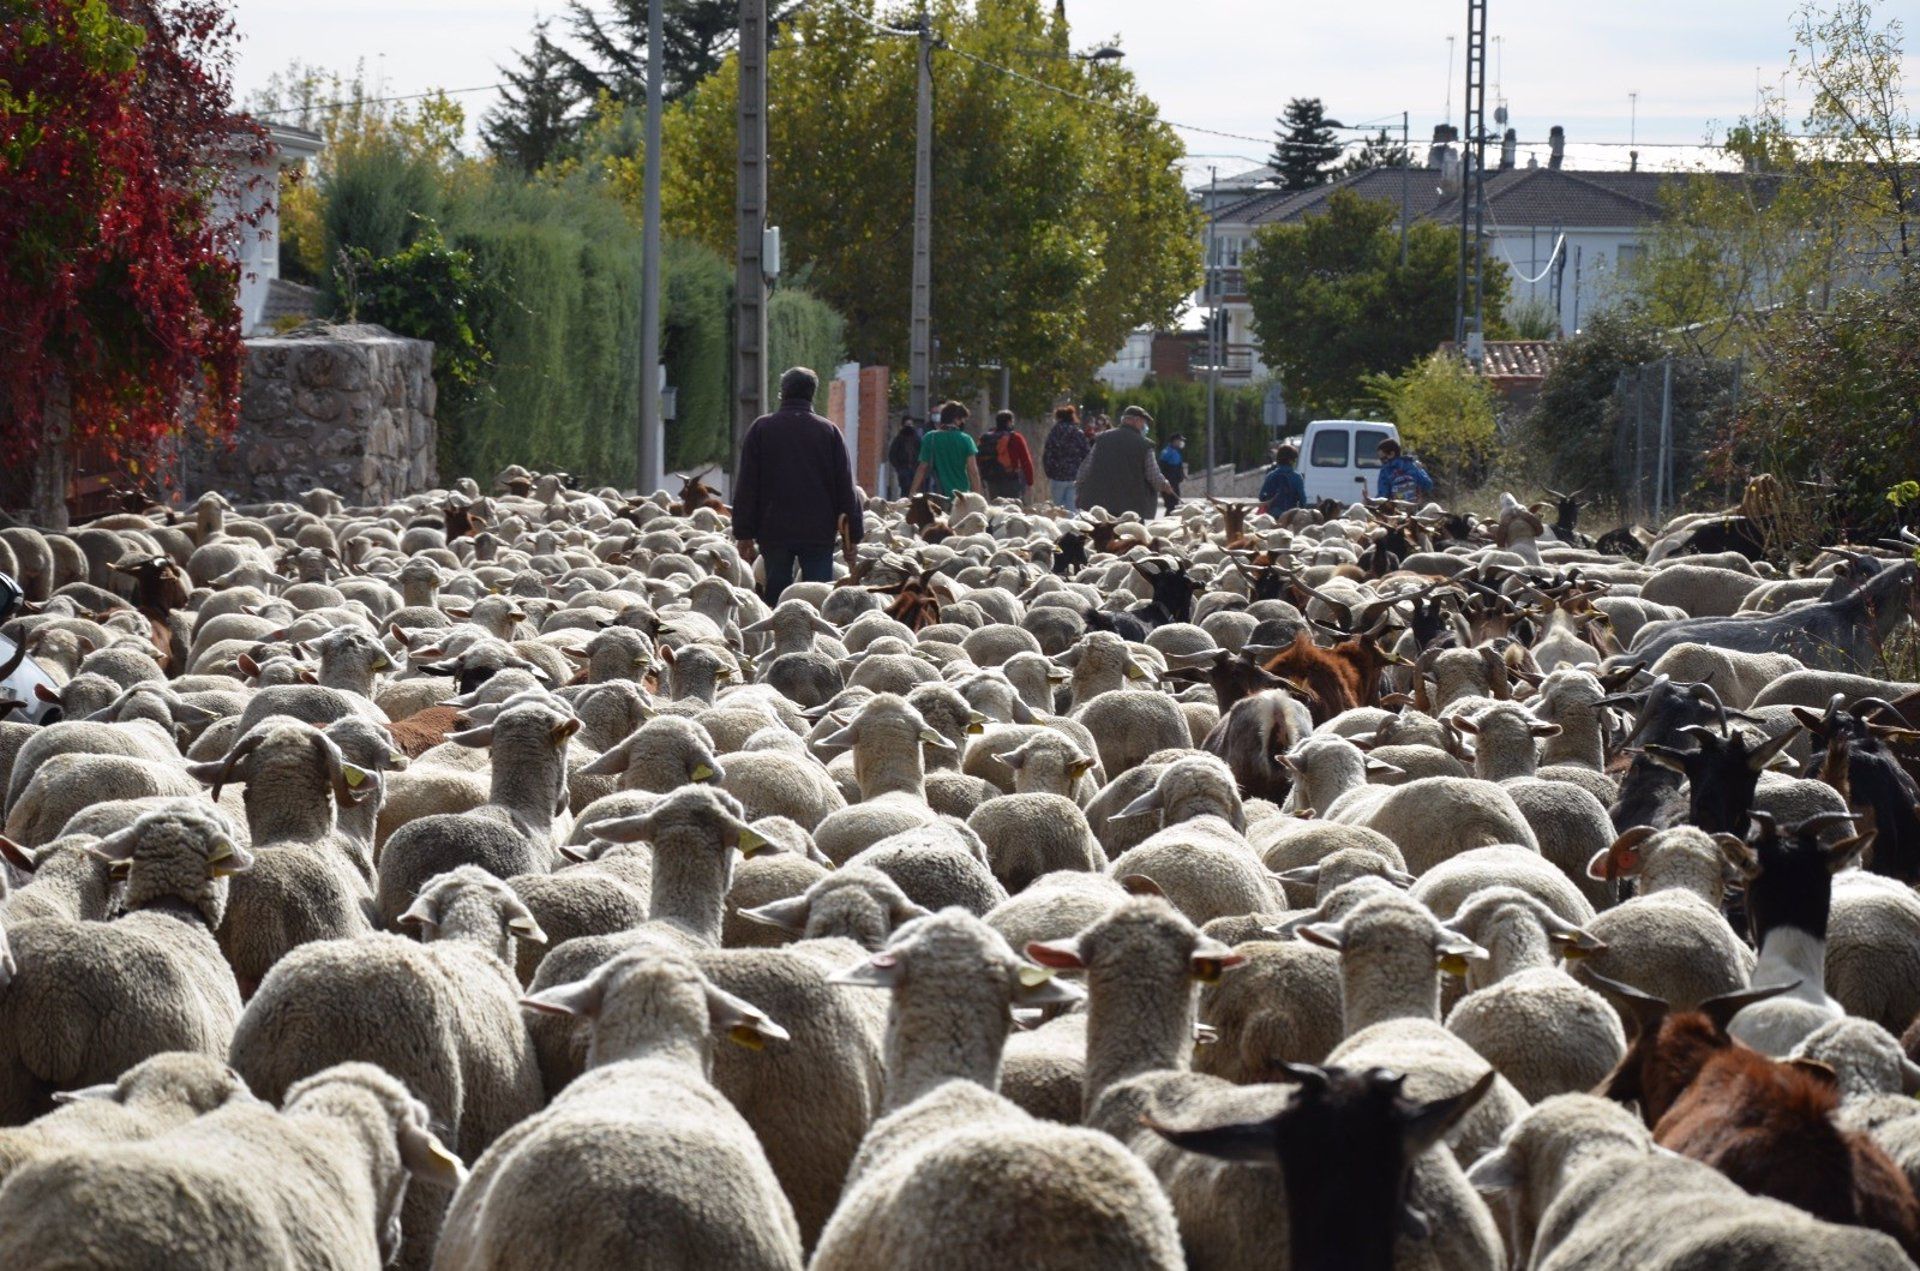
(977, 410, 1035, 503)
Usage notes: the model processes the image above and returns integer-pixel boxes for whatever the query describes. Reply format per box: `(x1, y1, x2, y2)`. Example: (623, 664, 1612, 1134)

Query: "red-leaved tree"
(0, 0, 264, 516)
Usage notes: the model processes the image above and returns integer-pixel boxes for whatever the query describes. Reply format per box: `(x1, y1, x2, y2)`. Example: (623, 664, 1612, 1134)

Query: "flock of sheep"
(0, 469, 1918, 1270)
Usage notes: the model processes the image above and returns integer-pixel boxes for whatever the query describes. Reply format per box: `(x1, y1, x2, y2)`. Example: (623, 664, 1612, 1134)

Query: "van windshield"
(1309, 430, 1349, 467)
(1355, 429, 1393, 468)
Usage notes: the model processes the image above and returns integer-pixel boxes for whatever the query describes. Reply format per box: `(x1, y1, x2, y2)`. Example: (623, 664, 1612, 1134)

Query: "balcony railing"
(1190, 342, 1258, 376)
(1201, 266, 1246, 304)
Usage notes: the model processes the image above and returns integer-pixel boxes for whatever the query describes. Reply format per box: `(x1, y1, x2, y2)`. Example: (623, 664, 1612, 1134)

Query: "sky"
(231, 0, 1917, 174)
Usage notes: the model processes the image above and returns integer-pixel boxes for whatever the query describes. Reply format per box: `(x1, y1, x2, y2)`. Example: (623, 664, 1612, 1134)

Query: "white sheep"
(435, 942, 804, 1270)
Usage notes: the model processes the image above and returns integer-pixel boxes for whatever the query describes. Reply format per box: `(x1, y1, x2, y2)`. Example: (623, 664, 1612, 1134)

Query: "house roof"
(1213, 163, 1724, 232)
(1437, 339, 1561, 382)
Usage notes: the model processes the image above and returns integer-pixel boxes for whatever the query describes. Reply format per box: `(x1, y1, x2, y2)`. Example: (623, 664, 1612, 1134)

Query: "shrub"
(1363, 353, 1502, 492)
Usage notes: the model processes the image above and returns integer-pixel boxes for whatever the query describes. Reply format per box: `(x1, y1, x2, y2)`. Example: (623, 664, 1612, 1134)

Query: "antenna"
(1493, 35, 1505, 113)
(1629, 90, 1638, 148)
(1445, 35, 1456, 127)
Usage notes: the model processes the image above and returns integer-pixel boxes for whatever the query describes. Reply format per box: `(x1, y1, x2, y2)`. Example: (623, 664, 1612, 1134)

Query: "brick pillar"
(858, 366, 890, 492)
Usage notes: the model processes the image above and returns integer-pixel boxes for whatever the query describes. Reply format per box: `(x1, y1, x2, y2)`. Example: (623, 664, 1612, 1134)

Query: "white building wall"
(1486, 224, 1645, 336)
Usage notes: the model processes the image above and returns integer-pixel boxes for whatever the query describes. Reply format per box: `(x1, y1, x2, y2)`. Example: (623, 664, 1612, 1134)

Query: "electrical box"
(763, 225, 782, 280)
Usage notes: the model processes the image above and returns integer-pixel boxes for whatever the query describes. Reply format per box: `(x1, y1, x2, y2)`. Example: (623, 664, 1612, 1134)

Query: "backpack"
(976, 432, 1013, 481)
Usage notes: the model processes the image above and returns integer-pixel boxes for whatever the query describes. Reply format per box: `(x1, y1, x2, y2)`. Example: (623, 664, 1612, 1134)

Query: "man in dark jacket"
(1041, 406, 1091, 511)
(1075, 405, 1173, 519)
(1259, 443, 1307, 515)
(732, 366, 863, 605)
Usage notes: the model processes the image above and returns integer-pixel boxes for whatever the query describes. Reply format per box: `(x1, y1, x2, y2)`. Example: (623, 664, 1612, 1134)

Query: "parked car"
(0, 571, 62, 724)
(1286, 419, 1400, 506)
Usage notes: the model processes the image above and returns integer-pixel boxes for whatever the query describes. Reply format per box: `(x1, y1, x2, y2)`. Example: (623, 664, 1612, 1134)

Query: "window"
(1355, 429, 1392, 468)
(1616, 244, 1646, 278)
(1309, 429, 1349, 467)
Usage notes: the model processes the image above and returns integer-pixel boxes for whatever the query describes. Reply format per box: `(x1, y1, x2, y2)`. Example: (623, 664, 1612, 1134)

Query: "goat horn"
(1686, 681, 1732, 735)
(1699, 980, 1800, 1035)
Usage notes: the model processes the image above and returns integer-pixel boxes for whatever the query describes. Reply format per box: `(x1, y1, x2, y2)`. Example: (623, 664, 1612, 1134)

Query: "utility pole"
(1454, 0, 1488, 364)
(1204, 165, 1218, 498)
(907, 12, 935, 424)
(636, 0, 665, 494)
(1399, 110, 1410, 266)
(735, 0, 770, 460)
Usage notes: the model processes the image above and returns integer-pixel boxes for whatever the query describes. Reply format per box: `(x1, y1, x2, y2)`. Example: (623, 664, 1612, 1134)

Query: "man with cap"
(1074, 405, 1174, 519)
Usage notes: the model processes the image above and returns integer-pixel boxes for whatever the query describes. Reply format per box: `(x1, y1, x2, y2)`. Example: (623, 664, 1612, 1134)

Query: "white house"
(222, 123, 324, 334)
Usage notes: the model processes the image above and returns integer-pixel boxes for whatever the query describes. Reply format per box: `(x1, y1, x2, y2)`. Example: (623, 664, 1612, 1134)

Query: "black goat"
(1053, 532, 1089, 577)
(1797, 694, 1920, 883)
(1641, 721, 1799, 837)
(1602, 677, 1749, 833)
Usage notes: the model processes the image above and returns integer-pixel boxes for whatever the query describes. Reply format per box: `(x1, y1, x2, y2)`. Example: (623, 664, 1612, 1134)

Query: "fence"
(1610, 355, 1745, 523)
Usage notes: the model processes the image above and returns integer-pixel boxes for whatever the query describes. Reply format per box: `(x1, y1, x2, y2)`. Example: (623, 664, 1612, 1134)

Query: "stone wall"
(188, 323, 436, 505)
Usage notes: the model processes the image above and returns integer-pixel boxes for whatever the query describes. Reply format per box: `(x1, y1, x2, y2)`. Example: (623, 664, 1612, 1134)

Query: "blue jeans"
(1049, 479, 1077, 511)
(760, 542, 834, 606)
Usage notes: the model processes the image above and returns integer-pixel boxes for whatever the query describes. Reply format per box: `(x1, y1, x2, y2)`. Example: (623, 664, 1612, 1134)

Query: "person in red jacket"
(977, 410, 1035, 503)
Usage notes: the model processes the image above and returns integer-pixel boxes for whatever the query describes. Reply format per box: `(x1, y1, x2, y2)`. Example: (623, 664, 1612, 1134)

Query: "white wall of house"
(1485, 224, 1644, 336)
(221, 125, 323, 334)
(1094, 328, 1155, 390)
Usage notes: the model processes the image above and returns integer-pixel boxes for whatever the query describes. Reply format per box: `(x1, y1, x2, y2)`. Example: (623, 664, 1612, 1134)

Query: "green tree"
(1338, 127, 1407, 176)
(1243, 189, 1508, 415)
(482, 20, 583, 175)
(560, 0, 764, 103)
(1629, 0, 1911, 351)
(1516, 312, 1665, 507)
(655, 0, 1198, 410)
(1270, 97, 1344, 191)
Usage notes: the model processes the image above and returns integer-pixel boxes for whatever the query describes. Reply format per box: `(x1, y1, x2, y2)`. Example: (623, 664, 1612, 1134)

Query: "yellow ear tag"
(109, 859, 133, 880)
(690, 763, 715, 782)
(1192, 958, 1223, 984)
(1018, 964, 1055, 988)
(343, 765, 367, 789)
(729, 1024, 767, 1051)
(966, 722, 985, 735)
(738, 827, 768, 854)
(1438, 953, 1471, 977)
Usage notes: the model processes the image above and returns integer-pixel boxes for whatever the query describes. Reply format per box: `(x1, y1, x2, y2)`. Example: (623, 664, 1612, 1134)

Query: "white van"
(1289, 419, 1400, 506)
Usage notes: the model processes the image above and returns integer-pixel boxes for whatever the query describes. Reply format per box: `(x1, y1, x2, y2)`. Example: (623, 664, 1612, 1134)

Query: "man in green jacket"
(1075, 405, 1173, 518)
(909, 400, 982, 497)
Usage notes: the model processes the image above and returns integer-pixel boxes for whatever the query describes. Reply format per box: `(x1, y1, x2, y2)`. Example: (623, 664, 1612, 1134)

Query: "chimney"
(1499, 128, 1517, 171)
(1426, 123, 1459, 171)
(1630, 150, 1640, 172)
(1548, 125, 1565, 170)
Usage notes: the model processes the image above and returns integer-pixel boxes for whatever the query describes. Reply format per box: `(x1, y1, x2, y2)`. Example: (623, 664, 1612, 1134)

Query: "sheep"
(435, 943, 804, 1271)
(810, 694, 951, 864)
(0, 834, 113, 925)
(1792, 1018, 1920, 1101)
(737, 865, 931, 950)
(966, 792, 1104, 891)
(1296, 890, 1530, 1167)
(229, 865, 548, 1267)
(1328, 774, 1541, 875)
(0, 1062, 466, 1270)
(5, 752, 205, 848)
(1572, 825, 1756, 1008)
(1105, 756, 1277, 926)
(0, 804, 250, 1122)
(4, 717, 185, 815)
(0, 1052, 257, 1185)
(1256, 821, 1408, 904)
(1467, 1094, 1915, 1270)
(375, 699, 580, 928)
(813, 908, 1183, 1271)
(840, 820, 1009, 917)
(184, 716, 379, 994)
(1649, 641, 1806, 709)
(1073, 688, 1192, 781)
(576, 713, 723, 793)
(1440, 887, 1624, 1101)
(717, 748, 849, 831)
(1193, 938, 1345, 1083)
(1828, 869, 1920, 1036)
(983, 870, 1130, 953)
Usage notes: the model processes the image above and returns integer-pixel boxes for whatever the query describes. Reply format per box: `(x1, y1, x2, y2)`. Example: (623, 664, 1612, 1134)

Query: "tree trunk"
(29, 377, 72, 530)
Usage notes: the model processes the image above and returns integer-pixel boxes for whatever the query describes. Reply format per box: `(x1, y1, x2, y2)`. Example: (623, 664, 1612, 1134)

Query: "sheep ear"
(1272, 863, 1321, 885)
(1000, 743, 1031, 771)
(828, 952, 902, 990)
(1591, 826, 1655, 881)
(1014, 962, 1085, 1006)
(1712, 832, 1759, 879)
(1401, 1067, 1497, 1158)
(397, 1119, 468, 1187)
(818, 720, 860, 749)
(397, 897, 440, 932)
(707, 984, 790, 1049)
(1528, 722, 1562, 738)
(51, 1082, 121, 1104)
(1436, 933, 1490, 976)
(1787, 1057, 1838, 1086)
(1297, 921, 1346, 951)
(0, 836, 38, 873)
(738, 895, 812, 934)
(1190, 938, 1247, 983)
(1448, 715, 1480, 735)
(506, 912, 548, 945)
(1025, 938, 1087, 971)
(918, 727, 956, 751)
(1117, 787, 1164, 819)
(89, 824, 143, 862)
(520, 973, 608, 1018)
(449, 724, 495, 748)
(1141, 1112, 1280, 1165)
(1364, 758, 1404, 778)
(1465, 1143, 1521, 1193)
(550, 717, 582, 746)
(579, 742, 632, 776)
(587, 814, 653, 844)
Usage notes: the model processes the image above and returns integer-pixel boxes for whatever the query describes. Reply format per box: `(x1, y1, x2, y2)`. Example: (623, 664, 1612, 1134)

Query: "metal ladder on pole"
(1454, 0, 1489, 360)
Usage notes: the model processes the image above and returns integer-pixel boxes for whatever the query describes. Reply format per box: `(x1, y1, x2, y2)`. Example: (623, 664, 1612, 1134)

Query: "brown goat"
(1594, 972, 1920, 1256)
(386, 704, 465, 759)
(1255, 628, 1398, 724)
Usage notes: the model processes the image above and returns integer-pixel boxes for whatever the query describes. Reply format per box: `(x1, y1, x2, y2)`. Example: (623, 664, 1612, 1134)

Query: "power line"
(250, 83, 510, 118)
